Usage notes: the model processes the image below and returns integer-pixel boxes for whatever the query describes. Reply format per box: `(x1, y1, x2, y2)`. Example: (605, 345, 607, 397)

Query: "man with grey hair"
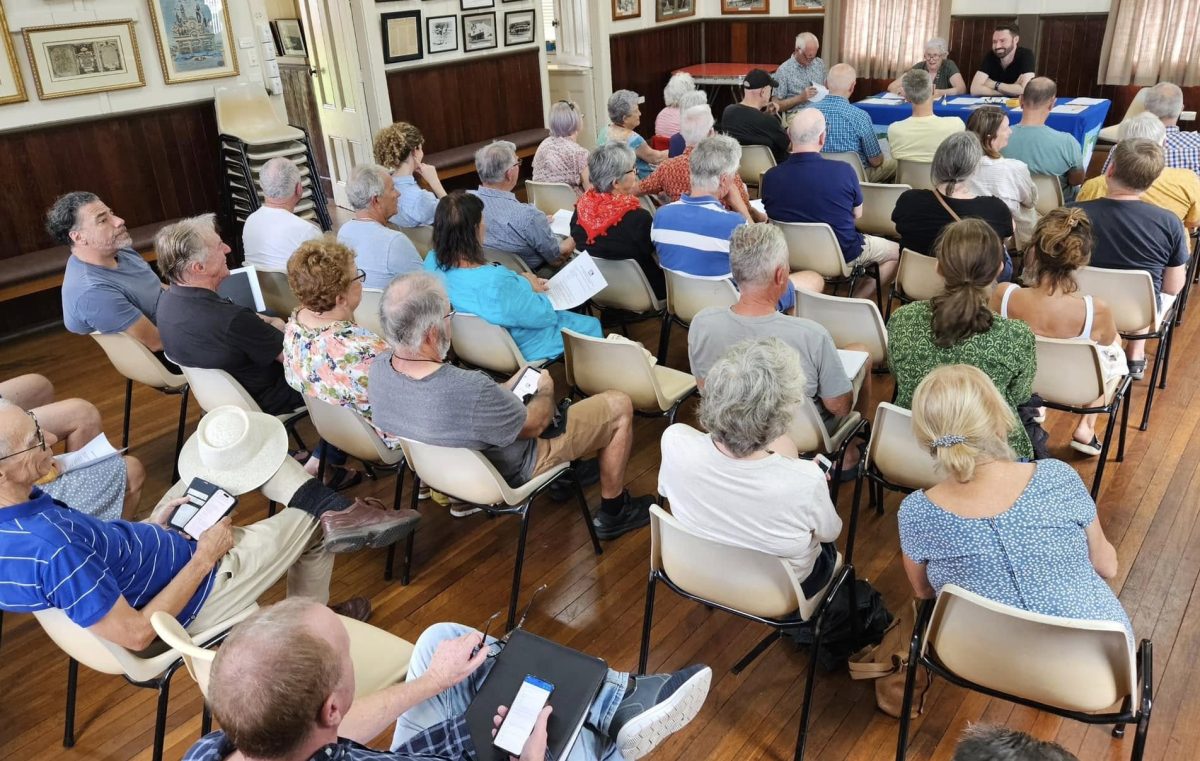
(1100, 81, 1200, 176)
(814, 63, 896, 182)
(337, 163, 423, 289)
(887, 68, 966, 163)
(721, 68, 790, 164)
(763, 109, 899, 299)
(241, 156, 322, 271)
(952, 724, 1079, 761)
(1004, 77, 1085, 199)
(472, 140, 575, 273)
(368, 272, 657, 540)
(769, 32, 826, 117)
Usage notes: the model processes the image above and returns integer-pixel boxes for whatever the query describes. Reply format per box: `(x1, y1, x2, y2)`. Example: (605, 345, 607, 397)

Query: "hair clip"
(931, 434, 966, 449)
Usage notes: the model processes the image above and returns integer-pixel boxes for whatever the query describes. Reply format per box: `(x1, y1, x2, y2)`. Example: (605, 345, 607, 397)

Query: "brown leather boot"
(329, 596, 373, 622)
(320, 497, 421, 553)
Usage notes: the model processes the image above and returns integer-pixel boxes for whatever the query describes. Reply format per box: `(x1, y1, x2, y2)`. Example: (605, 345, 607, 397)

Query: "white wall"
(950, 0, 1110, 14)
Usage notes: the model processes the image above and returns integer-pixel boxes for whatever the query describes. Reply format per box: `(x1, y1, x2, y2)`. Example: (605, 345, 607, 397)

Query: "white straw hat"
(177, 406, 290, 496)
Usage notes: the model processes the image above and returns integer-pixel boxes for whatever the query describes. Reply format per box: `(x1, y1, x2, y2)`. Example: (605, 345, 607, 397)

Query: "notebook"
(217, 265, 267, 312)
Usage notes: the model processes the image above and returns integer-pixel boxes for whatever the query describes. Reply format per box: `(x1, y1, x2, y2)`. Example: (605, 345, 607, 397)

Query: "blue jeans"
(390, 623, 629, 761)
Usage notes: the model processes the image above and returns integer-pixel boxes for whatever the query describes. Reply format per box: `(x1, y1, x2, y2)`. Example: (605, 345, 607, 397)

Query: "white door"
(549, 0, 590, 67)
(297, 0, 374, 209)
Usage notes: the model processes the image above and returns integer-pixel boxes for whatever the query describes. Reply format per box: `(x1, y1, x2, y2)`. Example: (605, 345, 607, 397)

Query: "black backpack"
(786, 578, 894, 671)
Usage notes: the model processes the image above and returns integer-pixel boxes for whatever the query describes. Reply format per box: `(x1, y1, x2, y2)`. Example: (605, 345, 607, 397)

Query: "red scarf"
(575, 190, 640, 245)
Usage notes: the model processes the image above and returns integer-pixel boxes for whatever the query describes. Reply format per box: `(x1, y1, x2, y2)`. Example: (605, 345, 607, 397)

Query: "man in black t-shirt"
(970, 23, 1036, 96)
(720, 68, 790, 164)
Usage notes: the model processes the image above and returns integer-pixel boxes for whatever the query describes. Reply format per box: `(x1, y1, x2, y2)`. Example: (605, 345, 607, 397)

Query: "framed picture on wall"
(462, 12, 497, 52)
(426, 15, 459, 54)
(0, 1, 28, 105)
(271, 19, 307, 58)
(612, 0, 641, 20)
(504, 10, 535, 46)
(461, 0, 494, 10)
(145, 0, 239, 84)
(381, 10, 423, 64)
(22, 19, 145, 100)
(655, 0, 695, 23)
(722, 0, 769, 13)
(788, 0, 824, 12)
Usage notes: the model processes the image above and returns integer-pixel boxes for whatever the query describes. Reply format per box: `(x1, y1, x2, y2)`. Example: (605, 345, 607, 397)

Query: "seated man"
(336, 163, 424, 289)
(887, 69, 965, 163)
(1101, 82, 1200, 176)
(1002, 77, 1086, 201)
(241, 156, 322, 271)
(368, 272, 654, 540)
(471, 141, 575, 273)
(969, 22, 1036, 96)
(814, 63, 896, 182)
(1074, 138, 1190, 379)
(763, 109, 899, 300)
(769, 32, 827, 118)
(185, 598, 711, 761)
(720, 68, 790, 165)
(51, 192, 166, 353)
(0, 403, 419, 649)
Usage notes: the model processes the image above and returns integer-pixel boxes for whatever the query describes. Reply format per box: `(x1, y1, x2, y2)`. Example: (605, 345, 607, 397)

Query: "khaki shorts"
(532, 392, 620, 476)
(854, 234, 900, 265)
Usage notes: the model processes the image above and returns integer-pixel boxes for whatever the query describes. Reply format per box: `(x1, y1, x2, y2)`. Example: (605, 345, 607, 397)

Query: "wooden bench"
(425, 128, 549, 182)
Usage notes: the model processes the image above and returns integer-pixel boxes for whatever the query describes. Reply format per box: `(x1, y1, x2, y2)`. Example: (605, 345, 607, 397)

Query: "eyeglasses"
(470, 584, 548, 659)
(444, 309, 456, 320)
(0, 411, 45, 462)
(510, 158, 523, 170)
(351, 268, 367, 283)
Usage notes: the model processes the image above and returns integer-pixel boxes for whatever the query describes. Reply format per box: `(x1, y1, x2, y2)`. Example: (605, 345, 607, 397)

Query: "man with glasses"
(768, 32, 826, 118)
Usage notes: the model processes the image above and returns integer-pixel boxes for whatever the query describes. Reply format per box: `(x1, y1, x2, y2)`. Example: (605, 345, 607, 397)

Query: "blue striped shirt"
(650, 194, 746, 278)
(813, 95, 883, 165)
(0, 489, 213, 628)
(390, 174, 439, 228)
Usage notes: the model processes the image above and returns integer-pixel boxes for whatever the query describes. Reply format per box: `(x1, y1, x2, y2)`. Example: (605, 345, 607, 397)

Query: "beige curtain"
(838, 0, 943, 80)
(1099, 0, 1200, 86)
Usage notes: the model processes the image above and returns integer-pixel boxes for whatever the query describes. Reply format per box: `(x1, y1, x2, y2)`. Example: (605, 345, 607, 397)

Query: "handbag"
(847, 599, 932, 719)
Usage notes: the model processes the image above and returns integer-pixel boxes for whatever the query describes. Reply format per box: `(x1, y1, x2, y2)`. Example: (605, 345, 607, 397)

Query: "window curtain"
(1098, 0, 1200, 86)
(838, 0, 943, 80)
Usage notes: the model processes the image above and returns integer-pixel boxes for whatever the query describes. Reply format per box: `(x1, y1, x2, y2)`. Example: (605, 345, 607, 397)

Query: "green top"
(914, 59, 961, 91)
(887, 299, 1036, 459)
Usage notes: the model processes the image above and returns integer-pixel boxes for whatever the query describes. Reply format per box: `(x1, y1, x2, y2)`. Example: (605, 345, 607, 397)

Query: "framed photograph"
(788, 0, 824, 12)
(656, 0, 695, 22)
(462, 12, 497, 52)
(145, 0, 239, 84)
(271, 19, 306, 58)
(461, 0, 494, 9)
(21, 19, 145, 100)
(722, 0, 768, 13)
(612, 0, 641, 20)
(0, 1, 27, 105)
(504, 10, 535, 46)
(381, 11, 422, 63)
(426, 15, 459, 54)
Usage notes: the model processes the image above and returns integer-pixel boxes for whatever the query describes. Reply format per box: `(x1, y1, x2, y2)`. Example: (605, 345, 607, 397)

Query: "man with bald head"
(1003, 77, 1086, 200)
(761, 109, 898, 299)
(812, 63, 896, 182)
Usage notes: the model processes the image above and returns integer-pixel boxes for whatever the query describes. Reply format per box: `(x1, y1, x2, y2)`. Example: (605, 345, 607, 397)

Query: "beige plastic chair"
(639, 195, 658, 217)
(738, 144, 777, 198)
(34, 604, 258, 761)
(355, 288, 384, 337)
(886, 248, 944, 319)
(590, 257, 665, 315)
(825, 151, 866, 182)
(399, 226, 435, 258)
(793, 290, 888, 368)
(896, 584, 1151, 761)
(1031, 174, 1065, 216)
(450, 312, 547, 375)
(857, 182, 909, 239)
(215, 82, 304, 145)
(398, 437, 602, 628)
(525, 181, 578, 216)
(172, 364, 309, 451)
(484, 246, 534, 274)
(657, 269, 739, 363)
(786, 398, 867, 504)
(561, 329, 697, 423)
(773, 220, 878, 300)
(638, 504, 851, 761)
(1098, 87, 1149, 144)
(256, 268, 299, 318)
(896, 160, 934, 191)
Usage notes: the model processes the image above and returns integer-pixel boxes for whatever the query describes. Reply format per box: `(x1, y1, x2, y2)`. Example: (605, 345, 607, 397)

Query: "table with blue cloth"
(854, 95, 1111, 159)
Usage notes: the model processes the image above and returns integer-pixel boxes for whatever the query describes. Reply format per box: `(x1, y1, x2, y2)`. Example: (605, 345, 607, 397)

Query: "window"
(839, 0, 941, 79)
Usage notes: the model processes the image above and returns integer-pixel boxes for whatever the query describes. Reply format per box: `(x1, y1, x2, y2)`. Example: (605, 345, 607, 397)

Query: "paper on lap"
(54, 434, 125, 475)
(837, 349, 870, 381)
(546, 251, 608, 310)
(550, 208, 573, 238)
(750, 198, 765, 214)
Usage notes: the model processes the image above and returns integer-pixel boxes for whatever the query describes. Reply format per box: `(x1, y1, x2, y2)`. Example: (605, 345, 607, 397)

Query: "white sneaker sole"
(615, 667, 712, 760)
(1070, 439, 1103, 457)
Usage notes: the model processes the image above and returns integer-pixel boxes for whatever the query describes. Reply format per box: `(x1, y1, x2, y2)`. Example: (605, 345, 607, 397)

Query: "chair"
(588, 257, 665, 330)
(1033, 337, 1132, 498)
(450, 312, 547, 376)
(398, 438, 602, 628)
(1031, 174, 1065, 216)
(399, 226, 435, 258)
(773, 220, 881, 303)
(562, 329, 697, 423)
(886, 248, 944, 319)
(172, 363, 309, 451)
(355, 288, 384, 337)
(1098, 87, 1150, 144)
(639, 195, 658, 217)
(91, 331, 190, 480)
(793, 290, 888, 369)
(787, 398, 868, 504)
(1073, 267, 1175, 431)
(656, 270, 739, 364)
(257, 268, 299, 317)
(896, 160, 934, 191)
(824, 151, 866, 182)
(638, 505, 854, 761)
(484, 246, 533, 274)
(215, 82, 304, 145)
(34, 604, 258, 761)
(896, 585, 1152, 761)
(525, 181, 578, 216)
(857, 182, 909, 239)
(738, 144, 777, 198)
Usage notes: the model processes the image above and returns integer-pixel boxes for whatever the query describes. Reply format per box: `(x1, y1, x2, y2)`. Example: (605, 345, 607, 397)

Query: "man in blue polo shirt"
(762, 109, 899, 299)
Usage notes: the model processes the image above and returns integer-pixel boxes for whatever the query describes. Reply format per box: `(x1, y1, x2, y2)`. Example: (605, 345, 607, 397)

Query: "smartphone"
(169, 478, 237, 537)
(493, 675, 554, 756)
(511, 367, 543, 403)
(806, 453, 833, 475)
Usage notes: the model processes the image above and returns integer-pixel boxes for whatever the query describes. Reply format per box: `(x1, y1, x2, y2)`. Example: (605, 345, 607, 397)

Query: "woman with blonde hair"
(898, 364, 1131, 640)
(373, 122, 446, 227)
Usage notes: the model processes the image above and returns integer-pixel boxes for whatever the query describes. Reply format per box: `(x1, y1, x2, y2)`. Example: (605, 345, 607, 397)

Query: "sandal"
(1070, 436, 1103, 457)
(325, 466, 364, 492)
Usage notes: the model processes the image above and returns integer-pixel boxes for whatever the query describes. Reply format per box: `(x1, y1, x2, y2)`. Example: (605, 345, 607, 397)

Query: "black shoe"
(592, 493, 653, 540)
(548, 458, 601, 500)
(609, 665, 712, 759)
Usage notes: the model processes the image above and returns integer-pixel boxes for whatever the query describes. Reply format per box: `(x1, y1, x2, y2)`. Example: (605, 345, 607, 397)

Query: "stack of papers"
(546, 252, 607, 310)
(549, 208, 573, 237)
(838, 350, 871, 381)
(878, 91, 905, 101)
(1051, 104, 1087, 114)
(858, 97, 904, 106)
(1066, 97, 1105, 106)
(750, 198, 766, 214)
(55, 434, 124, 475)
(946, 97, 983, 105)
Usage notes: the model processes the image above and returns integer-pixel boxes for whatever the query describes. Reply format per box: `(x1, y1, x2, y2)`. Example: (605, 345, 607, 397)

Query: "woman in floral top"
(531, 100, 591, 194)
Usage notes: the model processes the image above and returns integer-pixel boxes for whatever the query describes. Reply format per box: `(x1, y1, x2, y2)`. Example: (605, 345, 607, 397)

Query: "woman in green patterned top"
(888, 218, 1036, 458)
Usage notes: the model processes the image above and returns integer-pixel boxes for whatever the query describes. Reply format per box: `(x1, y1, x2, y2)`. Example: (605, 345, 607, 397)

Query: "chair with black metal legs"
(657, 270, 739, 364)
(885, 248, 944, 320)
(787, 397, 869, 504)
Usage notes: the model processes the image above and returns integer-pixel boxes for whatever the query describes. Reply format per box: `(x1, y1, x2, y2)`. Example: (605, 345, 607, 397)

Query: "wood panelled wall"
(386, 50, 544, 155)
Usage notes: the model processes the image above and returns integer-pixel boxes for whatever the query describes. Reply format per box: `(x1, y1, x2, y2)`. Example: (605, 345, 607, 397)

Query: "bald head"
(1145, 82, 1184, 123)
(825, 64, 857, 96)
(0, 401, 29, 460)
(788, 109, 826, 152)
(1021, 77, 1057, 110)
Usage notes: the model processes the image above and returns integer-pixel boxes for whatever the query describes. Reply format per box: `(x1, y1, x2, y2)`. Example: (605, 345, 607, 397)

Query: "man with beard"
(970, 23, 1036, 97)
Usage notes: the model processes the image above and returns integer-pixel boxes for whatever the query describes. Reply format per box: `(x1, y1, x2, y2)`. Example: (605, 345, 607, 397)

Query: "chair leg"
(846, 472, 866, 566)
(402, 470, 420, 585)
(172, 387, 189, 483)
(1140, 331, 1170, 431)
(506, 504, 534, 630)
(637, 574, 658, 675)
(121, 379, 133, 449)
(151, 675, 173, 761)
(573, 478, 602, 555)
(1118, 383, 1131, 461)
(63, 657, 78, 748)
(731, 631, 781, 675)
(384, 465, 408, 581)
(794, 605, 830, 761)
(656, 312, 672, 365)
(1112, 695, 1131, 738)
(201, 702, 212, 736)
(894, 654, 922, 760)
(1091, 401, 1121, 500)
(1160, 321, 1176, 391)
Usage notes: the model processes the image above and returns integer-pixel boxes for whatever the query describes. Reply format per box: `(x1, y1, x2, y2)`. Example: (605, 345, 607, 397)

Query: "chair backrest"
(214, 82, 303, 144)
(257, 268, 299, 318)
(399, 226, 434, 258)
(562, 329, 674, 411)
(785, 398, 843, 455)
(896, 160, 934, 191)
(34, 608, 133, 677)
(639, 195, 658, 217)
(302, 395, 401, 467)
(865, 403, 940, 491)
(175, 364, 263, 413)
(150, 611, 219, 696)
(354, 288, 385, 337)
(399, 437, 512, 506)
(738, 144, 777, 188)
(824, 151, 866, 182)
(1033, 337, 1107, 407)
(1121, 87, 1149, 123)
(1031, 174, 1064, 216)
(895, 248, 945, 302)
(1073, 266, 1159, 333)
(524, 181, 578, 217)
(926, 584, 1136, 713)
(450, 312, 529, 374)
(590, 257, 664, 313)
(664, 270, 739, 324)
(91, 332, 186, 390)
(483, 247, 533, 274)
(772, 221, 851, 279)
(857, 182, 909, 239)
(793, 290, 888, 367)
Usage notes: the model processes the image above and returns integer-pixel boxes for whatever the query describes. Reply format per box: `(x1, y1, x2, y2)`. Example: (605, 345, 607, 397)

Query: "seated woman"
(599, 89, 667, 180)
(899, 364, 1130, 640)
(569, 143, 664, 300)
(888, 218, 1037, 459)
(886, 37, 967, 98)
(656, 71, 696, 139)
(659, 337, 842, 595)
(966, 106, 1038, 245)
(373, 122, 447, 228)
(531, 100, 591, 195)
(426, 191, 602, 362)
(991, 208, 1125, 456)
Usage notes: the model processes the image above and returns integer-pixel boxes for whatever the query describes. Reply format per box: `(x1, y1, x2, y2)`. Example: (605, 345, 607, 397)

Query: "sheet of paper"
(858, 97, 904, 106)
(54, 433, 124, 475)
(837, 349, 870, 381)
(750, 198, 765, 214)
(878, 91, 905, 101)
(946, 97, 984, 105)
(1067, 97, 1105, 106)
(1051, 104, 1087, 114)
(546, 251, 608, 310)
(549, 208, 573, 238)
(808, 84, 828, 103)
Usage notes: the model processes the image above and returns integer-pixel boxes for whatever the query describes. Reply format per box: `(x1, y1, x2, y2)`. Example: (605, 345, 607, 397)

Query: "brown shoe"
(320, 497, 421, 554)
(329, 596, 373, 622)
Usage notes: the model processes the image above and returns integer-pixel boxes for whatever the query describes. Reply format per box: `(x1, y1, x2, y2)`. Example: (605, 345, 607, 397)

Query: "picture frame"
(21, 19, 145, 100)
(504, 10, 535, 46)
(461, 0, 494, 10)
(271, 19, 306, 58)
(655, 0, 695, 23)
(788, 0, 824, 13)
(145, 0, 239, 85)
(426, 15, 459, 54)
(722, 0, 769, 13)
(381, 10, 423, 64)
(0, 1, 27, 105)
(462, 12, 497, 52)
(612, 0, 641, 21)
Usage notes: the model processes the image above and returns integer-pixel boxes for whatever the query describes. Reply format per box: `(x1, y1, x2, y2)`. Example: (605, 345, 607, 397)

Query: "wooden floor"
(1, 301, 1198, 761)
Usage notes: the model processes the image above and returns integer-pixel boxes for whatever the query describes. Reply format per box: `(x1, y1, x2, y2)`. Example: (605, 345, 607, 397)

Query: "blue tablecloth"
(854, 95, 1111, 159)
